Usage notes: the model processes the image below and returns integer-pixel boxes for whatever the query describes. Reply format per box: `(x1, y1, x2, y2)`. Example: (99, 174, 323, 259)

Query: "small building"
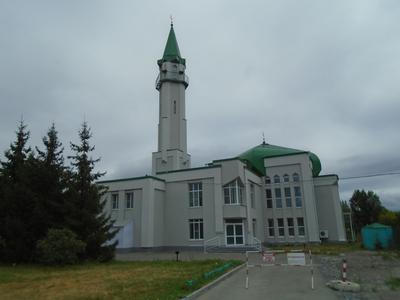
(99, 24, 346, 250)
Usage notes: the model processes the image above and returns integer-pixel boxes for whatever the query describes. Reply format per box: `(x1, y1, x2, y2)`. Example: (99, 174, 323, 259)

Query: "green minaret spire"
(158, 24, 186, 66)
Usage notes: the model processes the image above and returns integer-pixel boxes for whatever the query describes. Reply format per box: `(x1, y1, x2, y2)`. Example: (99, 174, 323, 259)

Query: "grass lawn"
(0, 259, 241, 300)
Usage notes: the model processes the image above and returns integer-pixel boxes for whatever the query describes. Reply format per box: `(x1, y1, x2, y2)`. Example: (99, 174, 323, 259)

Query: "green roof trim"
(157, 25, 186, 66)
(156, 165, 221, 175)
(237, 143, 322, 177)
(97, 175, 165, 184)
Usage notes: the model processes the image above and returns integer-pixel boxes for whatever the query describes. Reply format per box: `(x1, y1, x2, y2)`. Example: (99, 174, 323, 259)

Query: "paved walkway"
(196, 265, 339, 300)
(116, 251, 244, 261)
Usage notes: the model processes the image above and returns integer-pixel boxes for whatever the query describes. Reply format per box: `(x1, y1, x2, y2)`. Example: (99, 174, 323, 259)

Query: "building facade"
(99, 25, 346, 250)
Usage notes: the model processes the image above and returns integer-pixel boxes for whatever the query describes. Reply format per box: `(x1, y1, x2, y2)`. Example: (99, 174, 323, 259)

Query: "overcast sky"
(1, 1, 399, 209)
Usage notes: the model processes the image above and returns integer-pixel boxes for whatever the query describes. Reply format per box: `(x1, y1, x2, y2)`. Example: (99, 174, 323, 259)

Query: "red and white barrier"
(245, 249, 315, 290)
(342, 258, 347, 282)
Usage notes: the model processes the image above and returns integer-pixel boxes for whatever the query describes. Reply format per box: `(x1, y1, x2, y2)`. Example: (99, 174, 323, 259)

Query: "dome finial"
(170, 15, 173, 27)
(262, 132, 266, 145)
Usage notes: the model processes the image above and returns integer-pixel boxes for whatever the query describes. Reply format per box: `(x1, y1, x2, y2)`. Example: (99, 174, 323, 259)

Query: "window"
(250, 183, 255, 208)
(273, 175, 280, 184)
(189, 182, 203, 207)
(266, 189, 273, 208)
(173, 100, 177, 114)
(268, 219, 274, 237)
(189, 219, 204, 240)
(284, 187, 292, 207)
(294, 186, 302, 207)
(252, 219, 256, 236)
(275, 188, 282, 208)
(126, 192, 134, 209)
(277, 218, 284, 237)
(224, 180, 243, 205)
(287, 218, 295, 236)
(297, 217, 305, 236)
(293, 173, 300, 182)
(111, 194, 119, 210)
(283, 174, 290, 182)
(265, 176, 271, 184)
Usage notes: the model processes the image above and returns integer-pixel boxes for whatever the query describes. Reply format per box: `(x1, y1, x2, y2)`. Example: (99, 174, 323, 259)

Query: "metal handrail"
(203, 236, 221, 253)
(250, 236, 262, 251)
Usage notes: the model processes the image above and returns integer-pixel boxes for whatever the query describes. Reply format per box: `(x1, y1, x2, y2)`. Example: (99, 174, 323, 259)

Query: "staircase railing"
(249, 236, 262, 251)
(203, 236, 221, 253)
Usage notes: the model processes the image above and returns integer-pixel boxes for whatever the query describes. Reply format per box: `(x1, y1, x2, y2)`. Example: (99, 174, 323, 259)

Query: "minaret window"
(173, 100, 176, 114)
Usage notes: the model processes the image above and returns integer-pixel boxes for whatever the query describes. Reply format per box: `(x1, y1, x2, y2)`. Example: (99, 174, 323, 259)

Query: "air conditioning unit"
(320, 230, 329, 239)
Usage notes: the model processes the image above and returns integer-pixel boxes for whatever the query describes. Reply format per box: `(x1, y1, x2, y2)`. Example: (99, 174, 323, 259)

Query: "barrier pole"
(245, 251, 249, 289)
(309, 250, 314, 290)
(342, 258, 347, 282)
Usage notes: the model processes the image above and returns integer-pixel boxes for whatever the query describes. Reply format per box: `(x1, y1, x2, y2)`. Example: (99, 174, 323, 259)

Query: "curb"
(183, 263, 246, 299)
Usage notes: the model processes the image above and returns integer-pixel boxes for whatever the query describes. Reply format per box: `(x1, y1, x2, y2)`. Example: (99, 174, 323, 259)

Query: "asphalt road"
(196, 265, 339, 300)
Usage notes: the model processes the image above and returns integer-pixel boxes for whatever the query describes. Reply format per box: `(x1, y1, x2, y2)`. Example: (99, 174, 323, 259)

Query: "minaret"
(152, 23, 191, 175)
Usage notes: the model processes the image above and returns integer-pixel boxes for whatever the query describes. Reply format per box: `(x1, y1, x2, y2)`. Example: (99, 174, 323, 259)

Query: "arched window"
(283, 174, 289, 182)
(273, 175, 280, 184)
(293, 173, 300, 182)
(265, 176, 271, 185)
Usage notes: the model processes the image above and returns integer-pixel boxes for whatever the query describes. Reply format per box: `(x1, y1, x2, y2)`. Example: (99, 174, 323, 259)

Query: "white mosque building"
(99, 24, 346, 250)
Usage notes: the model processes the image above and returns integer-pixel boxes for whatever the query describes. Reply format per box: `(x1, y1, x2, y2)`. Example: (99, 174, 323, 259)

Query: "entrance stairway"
(204, 236, 262, 253)
(206, 245, 260, 253)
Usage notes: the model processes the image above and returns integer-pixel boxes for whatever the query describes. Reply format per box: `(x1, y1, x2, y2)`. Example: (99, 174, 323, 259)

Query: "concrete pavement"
(196, 265, 339, 300)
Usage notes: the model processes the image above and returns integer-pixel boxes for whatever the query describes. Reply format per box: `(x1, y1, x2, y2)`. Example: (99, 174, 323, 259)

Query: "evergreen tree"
(349, 189, 383, 233)
(30, 123, 69, 239)
(0, 120, 37, 262)
(67, 122, 116, 261)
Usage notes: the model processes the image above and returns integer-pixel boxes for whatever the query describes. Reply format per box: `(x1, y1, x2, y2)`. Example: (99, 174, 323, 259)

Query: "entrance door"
(225, 222, 244, 246)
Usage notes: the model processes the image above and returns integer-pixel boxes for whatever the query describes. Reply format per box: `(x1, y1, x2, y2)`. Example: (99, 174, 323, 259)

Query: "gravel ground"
(316, 251, 400, 300)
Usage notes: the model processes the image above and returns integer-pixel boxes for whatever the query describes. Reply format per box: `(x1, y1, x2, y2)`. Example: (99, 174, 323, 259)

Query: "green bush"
(36, 228, 86, 265)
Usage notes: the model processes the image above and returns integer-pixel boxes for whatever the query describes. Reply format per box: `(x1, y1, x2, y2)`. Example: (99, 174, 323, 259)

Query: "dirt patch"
(316, 251, 400, 300)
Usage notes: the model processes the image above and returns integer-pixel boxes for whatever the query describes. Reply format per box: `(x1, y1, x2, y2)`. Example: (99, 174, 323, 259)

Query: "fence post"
(309, 250, 314, 290)
(342, 258, 347, 282)
(245, 252, 249, 289)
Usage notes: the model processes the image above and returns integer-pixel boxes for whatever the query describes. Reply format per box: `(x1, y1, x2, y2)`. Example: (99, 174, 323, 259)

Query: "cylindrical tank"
(362, 223, 393, 250)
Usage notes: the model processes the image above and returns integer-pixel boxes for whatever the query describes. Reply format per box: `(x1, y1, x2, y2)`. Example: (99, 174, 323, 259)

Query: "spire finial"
(170, 15, 173, 27)
(262, 132, 266, 144)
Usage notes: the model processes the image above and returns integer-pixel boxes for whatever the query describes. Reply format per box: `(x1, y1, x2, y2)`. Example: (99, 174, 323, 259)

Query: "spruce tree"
(0, 120, 37, 262)
(31, 123, 69, 239)
(67, 122, 116, 261)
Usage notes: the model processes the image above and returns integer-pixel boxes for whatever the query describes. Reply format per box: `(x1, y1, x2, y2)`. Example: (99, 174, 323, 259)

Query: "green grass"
(0, 260, 241, 300)
(386, 277, 400, 290)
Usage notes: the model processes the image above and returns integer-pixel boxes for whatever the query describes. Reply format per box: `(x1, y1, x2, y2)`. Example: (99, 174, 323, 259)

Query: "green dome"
(238, 143, 321, 177)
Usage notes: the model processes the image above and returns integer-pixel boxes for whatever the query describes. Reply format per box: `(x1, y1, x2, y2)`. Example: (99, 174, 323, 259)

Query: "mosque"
(99, 24, 346, 250)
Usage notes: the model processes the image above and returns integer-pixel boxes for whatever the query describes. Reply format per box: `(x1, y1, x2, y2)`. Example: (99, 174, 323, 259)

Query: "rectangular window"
(250, 183, 255, 208)
(224, 180, 243, 205)
(275, 188, 282, 208)
(284, 187, 292, 208)
(287, 218, 294, 236)
(111, 194, 119, 210)
(266, 189, 272, 208)
(277, 218, 284, 237)
(189, 219, 204, 240)
(189, 182, 203, 207)
(297, 217, 305, 236)
(268, 218, 274, 237)
(126, 192, 134, 209)
(294, 186, 302, 207)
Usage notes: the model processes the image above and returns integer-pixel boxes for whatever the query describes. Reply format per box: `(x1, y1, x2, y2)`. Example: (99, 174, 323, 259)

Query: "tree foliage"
(0, 120, 115, 264)
(67, 122, 117, 261)
(36, 228, 86, 265)
(349, 189, 383, 233)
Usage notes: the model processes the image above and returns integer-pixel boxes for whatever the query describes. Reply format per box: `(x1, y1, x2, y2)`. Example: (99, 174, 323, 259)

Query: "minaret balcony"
(155, 73, 189, 90)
